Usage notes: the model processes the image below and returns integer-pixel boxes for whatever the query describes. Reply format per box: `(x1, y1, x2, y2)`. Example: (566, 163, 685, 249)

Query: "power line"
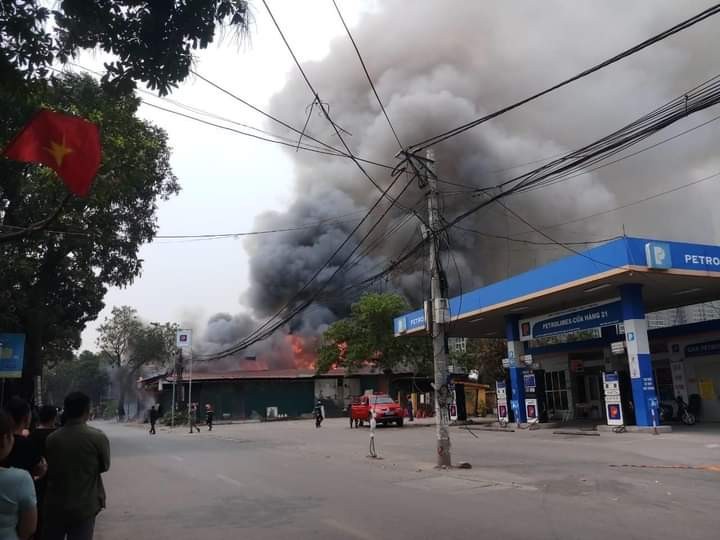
(408, 2, 720, 152)
(513, 169, 720, 236)
(453, 224, 622, 246)
(259, 0, 424, 222)
(197, 172, 419, 360)
(331, 0, 403, 149)
(515, 110, 720, 194)
(441, 74, 720, 233)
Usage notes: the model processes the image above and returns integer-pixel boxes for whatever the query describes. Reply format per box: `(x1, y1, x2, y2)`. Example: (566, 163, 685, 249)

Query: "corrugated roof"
(142, 365, 388, 384)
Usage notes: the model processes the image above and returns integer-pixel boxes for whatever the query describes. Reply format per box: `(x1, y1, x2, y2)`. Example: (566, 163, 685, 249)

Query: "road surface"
(94, 419, 720, 540)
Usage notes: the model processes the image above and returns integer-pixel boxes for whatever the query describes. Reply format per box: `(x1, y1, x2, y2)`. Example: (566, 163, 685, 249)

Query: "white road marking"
(322, 518, 375, 540)
(171, 455, 184, 462)
(705, 443, 719, 449)
(216, 474, 244, 488)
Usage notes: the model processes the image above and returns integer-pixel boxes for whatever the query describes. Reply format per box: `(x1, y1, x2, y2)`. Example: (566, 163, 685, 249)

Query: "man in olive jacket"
(43, 392, 110, 540)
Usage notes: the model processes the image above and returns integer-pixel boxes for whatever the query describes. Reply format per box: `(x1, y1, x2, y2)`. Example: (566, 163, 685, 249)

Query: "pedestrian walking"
(189, 403, 200, 433)
(205, 404, 214, 431)
(0, 409, 37, 540)
(43, 392, 110, 540)
(313, 400, 324, 428)
(406, 396, 414, 422)
(148, 405, 158, 435)
(368, 409, 378, 458)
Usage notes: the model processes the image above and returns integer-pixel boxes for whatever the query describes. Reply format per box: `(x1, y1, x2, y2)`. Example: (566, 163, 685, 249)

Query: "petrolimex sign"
(519, 298, 622, 341)
(394, 312, 425, 334)
(645, 240, 720, 272)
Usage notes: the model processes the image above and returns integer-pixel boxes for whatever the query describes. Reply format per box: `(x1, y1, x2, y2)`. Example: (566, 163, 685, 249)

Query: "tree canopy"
(317, 293, 432, 374)
(44, 349, 110, 406)
(1, 0, 250, 95)
(449, 338, 506, 384)
(97, 305, 178, 413)
(0, 73, 179, 397)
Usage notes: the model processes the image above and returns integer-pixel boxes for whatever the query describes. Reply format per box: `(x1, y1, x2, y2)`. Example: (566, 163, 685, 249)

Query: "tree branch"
(0, 192, 72, 243)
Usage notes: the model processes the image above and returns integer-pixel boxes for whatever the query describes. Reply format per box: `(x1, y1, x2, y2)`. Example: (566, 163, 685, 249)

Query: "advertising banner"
(0, 334, 26, 379)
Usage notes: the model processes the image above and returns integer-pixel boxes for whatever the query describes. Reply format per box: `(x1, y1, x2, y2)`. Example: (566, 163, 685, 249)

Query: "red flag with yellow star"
(2, 109, 101, 196)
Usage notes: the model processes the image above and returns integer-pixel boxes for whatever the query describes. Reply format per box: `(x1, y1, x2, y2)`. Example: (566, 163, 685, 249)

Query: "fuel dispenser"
(523, 369, 547, 423)
(602, 371, 624, 426)
(496, 380, 511, 424)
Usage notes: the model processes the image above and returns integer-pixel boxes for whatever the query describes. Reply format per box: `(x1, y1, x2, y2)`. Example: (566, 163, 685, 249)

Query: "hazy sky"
(78, 0, 720, 351)
(80, 1, 375, 348)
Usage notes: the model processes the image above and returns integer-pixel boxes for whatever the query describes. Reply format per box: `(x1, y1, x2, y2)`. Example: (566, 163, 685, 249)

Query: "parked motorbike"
(659, 396, 696, 425)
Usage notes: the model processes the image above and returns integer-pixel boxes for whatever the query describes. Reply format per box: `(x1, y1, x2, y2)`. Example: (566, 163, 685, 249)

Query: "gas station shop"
(394, 237, 720, 427)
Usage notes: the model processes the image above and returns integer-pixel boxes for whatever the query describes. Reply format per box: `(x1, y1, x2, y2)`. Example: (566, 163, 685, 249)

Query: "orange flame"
(288, 334, 317, 370)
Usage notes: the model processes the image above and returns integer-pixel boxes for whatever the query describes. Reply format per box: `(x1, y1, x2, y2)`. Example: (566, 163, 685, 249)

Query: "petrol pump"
(602, 371, 624, 426)
(522, 369, 547, 423)
(496, 380, 511, 424)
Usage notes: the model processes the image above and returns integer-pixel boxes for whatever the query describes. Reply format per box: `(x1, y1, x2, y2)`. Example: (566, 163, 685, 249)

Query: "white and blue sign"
(0, 333, 25, 379)
(685, 339, 720, 357)
(519, 298, 622, 341)
(645, 241, 672, 269)
(394, 312, 425, 334)
(646, 241, 720, 272)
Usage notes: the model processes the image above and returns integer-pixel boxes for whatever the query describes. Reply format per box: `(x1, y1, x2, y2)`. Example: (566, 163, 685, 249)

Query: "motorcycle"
(659, 396, 696, 425)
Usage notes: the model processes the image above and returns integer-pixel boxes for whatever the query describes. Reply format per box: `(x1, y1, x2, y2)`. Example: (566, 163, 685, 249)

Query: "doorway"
(574, 371, 603, 419)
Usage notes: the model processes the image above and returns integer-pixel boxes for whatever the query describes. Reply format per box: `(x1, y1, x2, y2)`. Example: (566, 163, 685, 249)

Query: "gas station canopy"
(394, 237, 720, 339)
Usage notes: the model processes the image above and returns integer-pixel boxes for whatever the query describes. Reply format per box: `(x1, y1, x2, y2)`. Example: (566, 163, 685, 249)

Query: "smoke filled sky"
(81, 0, 720, 352)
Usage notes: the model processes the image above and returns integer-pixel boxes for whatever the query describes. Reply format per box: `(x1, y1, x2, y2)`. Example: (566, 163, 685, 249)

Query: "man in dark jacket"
(44, 392, 110, 540)
(148, 405, 158, 435)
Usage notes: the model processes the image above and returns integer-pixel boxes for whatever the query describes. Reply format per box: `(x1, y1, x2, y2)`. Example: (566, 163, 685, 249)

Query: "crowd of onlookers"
(0, 392, 110, 540)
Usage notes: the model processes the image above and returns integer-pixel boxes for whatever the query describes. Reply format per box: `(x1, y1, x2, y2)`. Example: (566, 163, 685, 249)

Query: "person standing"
(1, 397, 46, 480)
(406, 395, 414, 422)
(189, 403, 200, 434)
(313, 400, 324, 428)
(148, 405, 158, 435)
(204, 404, 214, 432)
(28, 405, 57, 535)
(368, 409, 378, 458)
(43, 392, 110, 540)
(0, 410, 37, 540)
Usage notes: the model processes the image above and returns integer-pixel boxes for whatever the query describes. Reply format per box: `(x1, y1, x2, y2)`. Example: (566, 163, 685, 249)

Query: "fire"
(288, 334, 317, 370)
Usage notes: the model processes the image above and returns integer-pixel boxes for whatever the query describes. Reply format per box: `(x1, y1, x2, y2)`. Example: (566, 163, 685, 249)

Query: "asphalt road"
(94, 419, 720, 540)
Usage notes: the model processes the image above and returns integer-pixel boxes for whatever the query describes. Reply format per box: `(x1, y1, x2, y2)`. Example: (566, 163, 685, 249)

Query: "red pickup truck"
(350, 394, 404, 427)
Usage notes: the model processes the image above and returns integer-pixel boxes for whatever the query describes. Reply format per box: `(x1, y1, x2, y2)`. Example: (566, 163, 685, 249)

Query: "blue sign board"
(394, 311, 425, 334)
(520, 299, 623, 341)
(685, 339, 720, 357)
(659, 242, 720, 272)
(0, 333, 26, 379)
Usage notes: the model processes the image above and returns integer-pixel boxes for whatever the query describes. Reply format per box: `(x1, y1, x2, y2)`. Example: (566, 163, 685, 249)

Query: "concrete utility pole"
(425, 149, 452, 467)
(187, 347, 194, 434)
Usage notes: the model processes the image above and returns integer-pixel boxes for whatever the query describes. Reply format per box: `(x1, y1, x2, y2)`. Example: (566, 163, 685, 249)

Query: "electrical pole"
(187, 347, 194, 434)
(425, 149, 452, 467)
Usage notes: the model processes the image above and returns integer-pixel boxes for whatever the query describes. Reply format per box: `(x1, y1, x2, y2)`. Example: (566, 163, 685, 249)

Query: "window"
(449, 338, 467, 353)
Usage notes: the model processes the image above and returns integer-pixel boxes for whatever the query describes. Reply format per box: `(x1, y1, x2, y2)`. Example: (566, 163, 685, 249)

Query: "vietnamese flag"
(2, 109, 101, 196)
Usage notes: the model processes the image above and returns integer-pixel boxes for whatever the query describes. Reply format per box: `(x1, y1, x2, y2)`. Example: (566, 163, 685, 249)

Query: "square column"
(505, 315, 526, 423)
(620, 284, 659, 427)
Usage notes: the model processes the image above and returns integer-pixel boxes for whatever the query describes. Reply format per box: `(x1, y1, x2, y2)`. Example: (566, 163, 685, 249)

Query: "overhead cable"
(407, 2, 720, 152)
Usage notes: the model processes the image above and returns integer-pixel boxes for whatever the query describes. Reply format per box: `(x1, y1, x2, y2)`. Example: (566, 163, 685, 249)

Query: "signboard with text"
(685, 339, 720, 357)
(519, 298, 622, 341)
(0, 333, 26, 379)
